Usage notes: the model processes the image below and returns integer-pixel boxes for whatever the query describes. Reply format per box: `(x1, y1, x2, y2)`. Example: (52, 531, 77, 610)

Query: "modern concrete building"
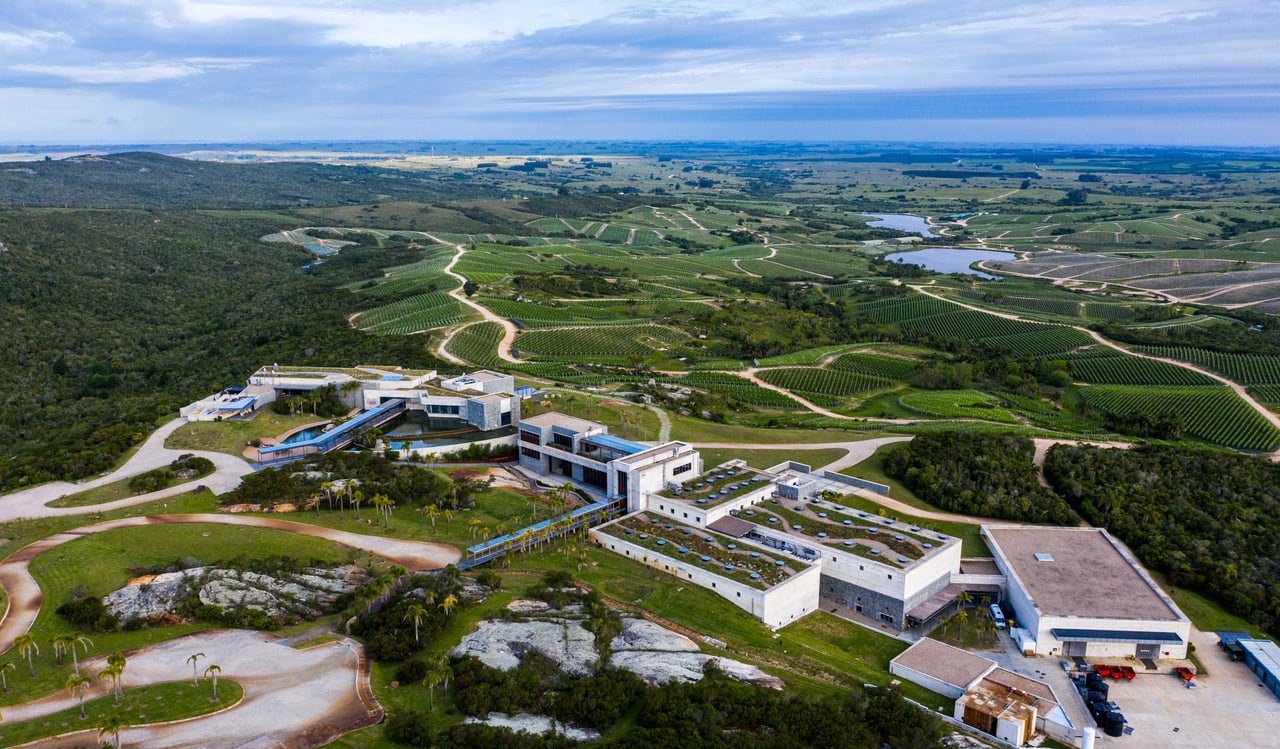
(516, 412, 967, 631)
(982, 525, 1191, 659)
(516, 412, 700, 503)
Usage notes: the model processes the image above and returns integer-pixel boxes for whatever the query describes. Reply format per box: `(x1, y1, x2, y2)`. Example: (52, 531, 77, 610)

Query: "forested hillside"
(0, 209, 450, 490)
(0, 152, 494, 209)
(1046, 444, 1280, 637)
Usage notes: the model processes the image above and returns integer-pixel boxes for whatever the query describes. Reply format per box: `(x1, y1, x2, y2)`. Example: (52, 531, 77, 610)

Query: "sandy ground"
(6, 629, 379, 749)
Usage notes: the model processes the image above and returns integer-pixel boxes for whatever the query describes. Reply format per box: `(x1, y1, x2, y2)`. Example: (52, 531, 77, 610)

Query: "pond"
(867, 214, 938, 238)
(884, 248, 1015, 280)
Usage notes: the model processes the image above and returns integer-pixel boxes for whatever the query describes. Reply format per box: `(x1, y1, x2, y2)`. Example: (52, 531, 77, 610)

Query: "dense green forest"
(882, 432, 1078, 524)
(1045, 444, 1280, 637)
(0, 152, 495, 210)
(0, 209, 451, 490)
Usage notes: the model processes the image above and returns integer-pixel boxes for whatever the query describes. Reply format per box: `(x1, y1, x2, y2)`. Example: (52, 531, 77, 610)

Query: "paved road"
(0, 418, 253, 523)
(0, 514, 460, 654)
(7, 629, 379, 749)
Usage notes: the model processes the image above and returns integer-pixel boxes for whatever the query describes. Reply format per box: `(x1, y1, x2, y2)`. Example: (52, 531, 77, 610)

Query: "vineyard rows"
(1132, 346, 1280, 385)
(1080, 386, 1280, 451)
(830, 353, 919, 379)
(757, 345, 860, 367)
(514, 325, 686, 357)
(355, 292, 465, 335)
(447, 322, 505, 368)
(757, 367, 893, 399)
(1061, 351, 1215, 386)
(898, 390, 1020, 423)
(680, 373, 801, 409)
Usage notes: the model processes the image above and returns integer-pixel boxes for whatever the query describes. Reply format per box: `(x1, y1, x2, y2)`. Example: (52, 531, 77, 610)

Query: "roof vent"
(1034, 552, 1055, 562)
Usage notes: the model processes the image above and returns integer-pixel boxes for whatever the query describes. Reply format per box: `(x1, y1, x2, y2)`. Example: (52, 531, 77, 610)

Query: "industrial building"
(891, 637, 1076, 747)
(982, 525, 1191, 659)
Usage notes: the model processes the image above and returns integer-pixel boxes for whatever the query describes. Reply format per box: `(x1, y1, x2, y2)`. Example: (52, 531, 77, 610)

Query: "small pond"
(867, 214, 938, 238)
(884, 248, 1015, 280)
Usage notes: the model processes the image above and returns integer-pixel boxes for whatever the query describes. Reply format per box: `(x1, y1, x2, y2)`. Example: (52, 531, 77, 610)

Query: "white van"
(989, 603, 1007, 630)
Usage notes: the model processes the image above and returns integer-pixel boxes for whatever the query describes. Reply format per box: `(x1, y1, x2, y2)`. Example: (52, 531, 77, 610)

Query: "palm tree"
(98, 663, 123, 706)
(425, 504, 439, 533)
(439, 594, 459, 617)
(404, 603, 428, 645)
(68, 633, 93, 677)
(443, 508, 454, 531)
(187, 652, 205, 687)
(66, 672, 93, 719)
(468, 518, 482, 540)
(50, 633, 72, 665)
(0, 660, 15, 692)
(351, 489, 365, 521)
(204, 663, 222, 701)
(97, 712, 127, 749)
(14, 633, 38, 678)
(422, 661, 449, 712)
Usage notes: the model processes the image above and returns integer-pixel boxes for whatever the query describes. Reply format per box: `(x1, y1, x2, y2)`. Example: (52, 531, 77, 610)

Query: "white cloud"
(14, 58, 259, 84)
(0, 29, 72, 51)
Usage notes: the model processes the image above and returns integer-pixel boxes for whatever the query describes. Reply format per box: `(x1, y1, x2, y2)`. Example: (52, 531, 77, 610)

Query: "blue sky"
(1, 1, 1277, 146)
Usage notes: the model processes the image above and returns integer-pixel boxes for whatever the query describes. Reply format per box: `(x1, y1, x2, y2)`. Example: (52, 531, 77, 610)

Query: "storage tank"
(1103, 712, 1125, 737)
(1080, 726, 1096, 749)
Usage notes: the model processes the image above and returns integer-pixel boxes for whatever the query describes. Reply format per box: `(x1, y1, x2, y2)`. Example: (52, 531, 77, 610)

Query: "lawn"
(839, 444, 931, 510)
(698, 447, 848, 472)
(0, 679, 242, 747)
(47, 467, 213, 509)
(164, 413, 326, 456)
(670, 415, 872, 445)
(6, 523, 359, 706)
(928, 610, 1003, 652)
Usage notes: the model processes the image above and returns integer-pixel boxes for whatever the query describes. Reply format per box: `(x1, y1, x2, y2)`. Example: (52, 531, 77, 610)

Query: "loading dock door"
(1135, 643, 1160, 659)
(1063, 640, 1088, 657)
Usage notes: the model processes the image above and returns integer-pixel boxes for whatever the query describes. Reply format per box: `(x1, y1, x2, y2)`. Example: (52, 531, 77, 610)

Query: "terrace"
(600, 513, 801, 590)
(732, 497, 954, 569)
(656, 463, 771, 507)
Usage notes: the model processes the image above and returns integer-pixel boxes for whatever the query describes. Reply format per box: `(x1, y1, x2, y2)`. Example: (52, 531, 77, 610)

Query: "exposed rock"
(506, 599, 551, 614)
(104, 564, 365, 623)
(610, 651, 782, 689)
(462, 712, 600, 742)
(450, 619, 599, 677)
(609, 617, 699, 653)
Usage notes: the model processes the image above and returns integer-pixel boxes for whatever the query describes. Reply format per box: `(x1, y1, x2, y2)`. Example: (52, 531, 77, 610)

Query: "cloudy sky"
(1, 0, 1277, 146)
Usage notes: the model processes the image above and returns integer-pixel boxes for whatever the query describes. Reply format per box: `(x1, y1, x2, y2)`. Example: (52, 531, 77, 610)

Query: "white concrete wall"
(591, 529, 820, 629)
(890, 663, 968, 699)
(903, 541, 963, 602)
(400, 433, 517, 459)
(1033, 615, 1191, 659)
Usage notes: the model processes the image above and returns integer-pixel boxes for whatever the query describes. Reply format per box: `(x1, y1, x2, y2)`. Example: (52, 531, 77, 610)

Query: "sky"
(1, 0, 1278, 146)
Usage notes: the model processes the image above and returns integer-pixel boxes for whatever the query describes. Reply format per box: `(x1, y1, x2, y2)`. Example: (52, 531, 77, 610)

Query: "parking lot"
(1093, 628, 1280, 748)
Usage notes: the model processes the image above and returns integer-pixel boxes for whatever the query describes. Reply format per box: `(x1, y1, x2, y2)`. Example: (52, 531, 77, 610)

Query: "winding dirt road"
(0, 418, 253, 523)
(425, 233, 520, 363)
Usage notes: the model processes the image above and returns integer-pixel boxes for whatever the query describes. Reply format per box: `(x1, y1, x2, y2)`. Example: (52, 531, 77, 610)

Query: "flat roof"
(1051, 628, 1183, 645)
(613, 441, 695, 466)
(891, 637, 995, 691)
(984, 525, 1184, 622)
(1240, 639, 1280, 678)
(583, 433, 649, 456)
(519, 412, 602, 432)
(982, 668, 1059, 705)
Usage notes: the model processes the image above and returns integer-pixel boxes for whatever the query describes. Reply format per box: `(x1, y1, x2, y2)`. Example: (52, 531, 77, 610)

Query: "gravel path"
(0, 417, 253, 523)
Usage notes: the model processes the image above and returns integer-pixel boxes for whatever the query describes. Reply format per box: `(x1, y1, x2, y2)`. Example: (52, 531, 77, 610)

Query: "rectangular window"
(519, 430, 541, 445)
(673, 463, 692, 476)
(520, 447, 540, 459)
(552, 433, 573, 449)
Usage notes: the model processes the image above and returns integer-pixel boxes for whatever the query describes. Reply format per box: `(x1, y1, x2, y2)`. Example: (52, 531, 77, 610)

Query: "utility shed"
(1239, 638, 1280, 701)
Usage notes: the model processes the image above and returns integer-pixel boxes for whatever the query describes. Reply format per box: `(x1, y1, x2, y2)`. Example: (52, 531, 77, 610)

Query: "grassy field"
(0, 679, 242, 747)
(697, 447, 848, 471)
(839, 444, 927, 509)
(669, 416, 872, 445)
(47, 468, 213, 508)
(165, 414, 326, 456)
(6, 524, 359, 706)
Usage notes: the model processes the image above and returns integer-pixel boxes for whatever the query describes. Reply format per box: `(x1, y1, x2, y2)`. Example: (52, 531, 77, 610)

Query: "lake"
(884, 248, 1015, 280)
(868, 213, 938, 238)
